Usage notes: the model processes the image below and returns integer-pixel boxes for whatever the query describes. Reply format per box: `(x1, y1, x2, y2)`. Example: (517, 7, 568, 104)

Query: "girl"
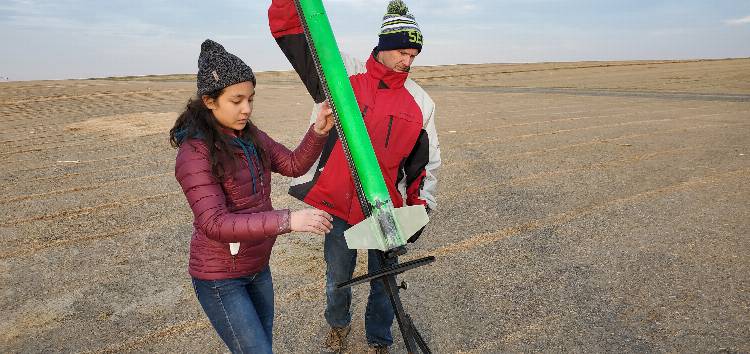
(170, 39, 334, 353)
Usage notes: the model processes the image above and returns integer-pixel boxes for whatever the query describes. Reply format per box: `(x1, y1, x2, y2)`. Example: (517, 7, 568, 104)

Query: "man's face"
(377, 48, 420, 73)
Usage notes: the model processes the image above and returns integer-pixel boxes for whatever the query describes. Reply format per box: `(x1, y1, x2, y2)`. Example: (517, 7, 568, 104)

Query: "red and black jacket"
(268, 0, 441, 226)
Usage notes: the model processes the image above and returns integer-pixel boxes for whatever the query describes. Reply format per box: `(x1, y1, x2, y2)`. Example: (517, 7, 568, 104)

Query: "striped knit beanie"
(197, 39, 256, 96)
(376, 0, 423, 53)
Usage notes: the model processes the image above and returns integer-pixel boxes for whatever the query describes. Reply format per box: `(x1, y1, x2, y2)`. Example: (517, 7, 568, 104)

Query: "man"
(268, 0, 440, 352)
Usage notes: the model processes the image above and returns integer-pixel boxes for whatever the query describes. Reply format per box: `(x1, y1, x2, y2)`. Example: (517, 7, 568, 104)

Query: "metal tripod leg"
(336, 256, 435, 289)
(380, 267, 419, 353)
(407, 314, 431, 353)
(337, 251, 433, 353)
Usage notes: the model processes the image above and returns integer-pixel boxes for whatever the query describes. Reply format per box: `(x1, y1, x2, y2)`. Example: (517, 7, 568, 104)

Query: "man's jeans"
(324, 216, 397, 346)
(192, 266, 274, 354)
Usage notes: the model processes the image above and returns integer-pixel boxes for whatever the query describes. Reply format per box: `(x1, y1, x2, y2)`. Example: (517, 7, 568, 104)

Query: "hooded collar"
(366, 52, 409, 90)
(175, 125, 260, 192)
(220, 127, 240, 138)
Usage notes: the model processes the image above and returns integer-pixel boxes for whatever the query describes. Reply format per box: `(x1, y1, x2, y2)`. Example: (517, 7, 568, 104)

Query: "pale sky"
(1, 0, 749, 81)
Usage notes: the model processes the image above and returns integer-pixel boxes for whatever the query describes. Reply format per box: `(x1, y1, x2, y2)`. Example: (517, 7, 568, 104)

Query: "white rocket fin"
(344, 205, 429, 250)
(392, 205, 430, 242)
(344, 215, 385, 250)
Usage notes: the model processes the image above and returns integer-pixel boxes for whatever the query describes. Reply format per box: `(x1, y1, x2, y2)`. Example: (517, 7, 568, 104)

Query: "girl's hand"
(313, 100, 334, 136)
(290, 208, 333, 235)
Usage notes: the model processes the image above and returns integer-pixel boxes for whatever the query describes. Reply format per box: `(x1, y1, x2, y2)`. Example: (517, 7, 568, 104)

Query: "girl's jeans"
(192, 265, 274, 354)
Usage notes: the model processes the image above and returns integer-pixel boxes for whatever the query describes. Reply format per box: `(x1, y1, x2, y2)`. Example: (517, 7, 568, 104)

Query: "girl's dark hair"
(169, 89, 269, 179)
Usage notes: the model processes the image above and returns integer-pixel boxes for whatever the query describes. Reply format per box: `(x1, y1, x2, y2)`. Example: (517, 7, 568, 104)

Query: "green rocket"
(294, 0, 429, 251)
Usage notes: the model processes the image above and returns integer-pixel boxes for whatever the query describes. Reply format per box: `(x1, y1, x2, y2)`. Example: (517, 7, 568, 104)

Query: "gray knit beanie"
(197, 39, 256, 96)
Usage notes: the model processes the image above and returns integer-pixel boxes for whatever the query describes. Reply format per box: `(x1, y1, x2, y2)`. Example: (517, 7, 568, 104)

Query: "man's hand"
(313, 100, 334, 135)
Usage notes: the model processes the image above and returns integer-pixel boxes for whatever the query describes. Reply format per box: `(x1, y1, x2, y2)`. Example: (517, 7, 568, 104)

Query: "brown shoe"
(367, 344, 390, 354)
(322, 325, 351, 353)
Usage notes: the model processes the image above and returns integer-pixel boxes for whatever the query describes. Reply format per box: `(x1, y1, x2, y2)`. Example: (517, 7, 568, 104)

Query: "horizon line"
(1, 57, 749, 83)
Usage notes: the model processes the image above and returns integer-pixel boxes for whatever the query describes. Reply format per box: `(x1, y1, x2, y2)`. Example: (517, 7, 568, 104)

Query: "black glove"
(407, 227, 425, 243)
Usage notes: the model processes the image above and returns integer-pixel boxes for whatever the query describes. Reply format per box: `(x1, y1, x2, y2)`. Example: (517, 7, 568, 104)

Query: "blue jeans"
(324, 216, 397, 346)
(192, 266, 274, 354)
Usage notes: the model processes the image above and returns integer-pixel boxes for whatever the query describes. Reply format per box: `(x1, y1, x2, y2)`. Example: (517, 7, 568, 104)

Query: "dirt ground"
(1, 58, 749, 353)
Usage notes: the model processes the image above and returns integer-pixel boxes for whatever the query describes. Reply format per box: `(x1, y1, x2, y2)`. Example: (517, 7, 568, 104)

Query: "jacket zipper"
(231, 255, 237, 272)
(385, 115, 394, 148)
(254, 156, 264, 188)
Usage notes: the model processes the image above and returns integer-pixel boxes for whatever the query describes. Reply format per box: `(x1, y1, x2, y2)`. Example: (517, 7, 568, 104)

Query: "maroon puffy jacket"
(175, 125, 327, 280)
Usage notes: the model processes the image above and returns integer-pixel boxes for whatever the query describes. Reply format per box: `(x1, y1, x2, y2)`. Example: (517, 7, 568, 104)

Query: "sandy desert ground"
(1, 58, 749, 353)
